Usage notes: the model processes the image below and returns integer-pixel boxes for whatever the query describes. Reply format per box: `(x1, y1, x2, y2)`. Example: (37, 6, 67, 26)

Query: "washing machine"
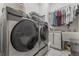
(2, 7, 42, 56)
(29, 12, 49, 56)
(0, 13, 4, 56)
(38, 21, 48, 56)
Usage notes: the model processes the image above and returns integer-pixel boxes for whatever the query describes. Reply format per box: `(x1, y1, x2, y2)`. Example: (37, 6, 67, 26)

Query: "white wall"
(24, 3, 40, 14)
(40, 4, 49, 22)
(0, 3, 4, 17)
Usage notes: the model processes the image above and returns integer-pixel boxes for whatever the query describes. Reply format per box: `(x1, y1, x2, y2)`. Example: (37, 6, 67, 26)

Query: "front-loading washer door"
(11, 19, 38, 52)
(40, 23, 48, 44)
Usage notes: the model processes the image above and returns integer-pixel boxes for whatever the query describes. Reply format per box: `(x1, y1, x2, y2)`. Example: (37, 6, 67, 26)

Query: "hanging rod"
(49, 3, 78, 15)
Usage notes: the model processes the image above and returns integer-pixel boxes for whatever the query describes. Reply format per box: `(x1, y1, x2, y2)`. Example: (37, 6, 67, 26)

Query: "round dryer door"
(40, 22, 48, 44)
(11, 19, 38, 52)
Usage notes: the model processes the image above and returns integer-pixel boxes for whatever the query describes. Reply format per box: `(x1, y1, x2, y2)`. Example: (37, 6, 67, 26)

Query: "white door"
(54, 32, 61, 49)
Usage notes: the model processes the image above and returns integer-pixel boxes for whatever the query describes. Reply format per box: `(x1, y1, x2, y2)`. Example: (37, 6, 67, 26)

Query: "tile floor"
(46, 48, 71, 56)
(0, 48, 70, 56)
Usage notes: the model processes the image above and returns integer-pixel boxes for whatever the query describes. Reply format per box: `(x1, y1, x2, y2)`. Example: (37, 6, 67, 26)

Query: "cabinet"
(50, 31, 62, 50)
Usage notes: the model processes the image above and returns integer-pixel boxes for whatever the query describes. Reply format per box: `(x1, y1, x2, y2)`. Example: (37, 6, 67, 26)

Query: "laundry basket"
(70, 39, 79, 56)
